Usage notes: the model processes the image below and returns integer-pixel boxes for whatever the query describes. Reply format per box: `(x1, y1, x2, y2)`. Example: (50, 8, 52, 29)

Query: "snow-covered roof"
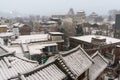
(11, 34, 48, 44)
(71, 35, 120, 45)
(0, 32, 14, 38)
(10, 45, 109, 80)
(28, 45, 44, 55)
(58, 45, 93, 78)
(49, 32, 64, 35)
(13, 23, 25, 28)
(51, 17, 60, 20)
(9, 43, 57, 56)
(0, 45, 38, 80)
(89, 51, 108, 80)
(47, 21, 57, 24)
(29, 43, 57, 55)
(41, 43, 57, 47)
(9, 45, 24, 57)
(0, 25, 8, 28)
(0, 56, 38, 80)
(25, 64, 66, 80)
(12, 57, 67, 80)
(13, 23, 20, 26)
(0, 44, 15, 56)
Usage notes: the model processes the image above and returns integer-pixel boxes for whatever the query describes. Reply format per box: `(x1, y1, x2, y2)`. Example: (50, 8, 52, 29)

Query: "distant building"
(40, 21, 58, 33)
(52, 15, 66, 19)
(87, 12, 99, 23)
(114, 14, 120, 38)
(50, 17, 62, 25)
(13, 23, 32, 35)
(76, 11, 86, 19)
(89, 12, 98, 19)
(67, 8, 75, 17)
(0, 25, 8, 33)
(74, 11, 86, 24)
(70, 35, 120, 61)
(108, 10, 120, 21)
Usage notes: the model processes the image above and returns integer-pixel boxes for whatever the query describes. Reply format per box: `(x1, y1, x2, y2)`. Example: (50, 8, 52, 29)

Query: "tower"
(114, 14, 120, 38)
(67, 8, 75, 16)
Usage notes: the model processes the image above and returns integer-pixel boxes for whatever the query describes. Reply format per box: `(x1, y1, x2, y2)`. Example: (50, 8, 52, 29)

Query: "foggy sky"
(0, 0, 120, 15)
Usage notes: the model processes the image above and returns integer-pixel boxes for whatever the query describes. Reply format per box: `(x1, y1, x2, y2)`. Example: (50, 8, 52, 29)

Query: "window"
(84, 44, 89, 49)
(43, 47, 49, 52)
(50, 46, 57, 53)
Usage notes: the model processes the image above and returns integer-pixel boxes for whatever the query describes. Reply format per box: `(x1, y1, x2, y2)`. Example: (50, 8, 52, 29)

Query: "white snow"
(0, 25, 8, 28)
(71, 35, 120, 45)
(11, 34, 48, 44)
(0, 32, 14, 37)
(49, 32, 63, 35)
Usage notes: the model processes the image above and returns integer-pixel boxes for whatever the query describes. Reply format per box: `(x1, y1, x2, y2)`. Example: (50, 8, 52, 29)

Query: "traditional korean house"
(89, 51, 108, 80)
(9, 45, 110, 80)
(10, 45, 93, 80)
(56, 45, 93, 80)
(0, 44, 39, 80)
(10, 57, 68, 80)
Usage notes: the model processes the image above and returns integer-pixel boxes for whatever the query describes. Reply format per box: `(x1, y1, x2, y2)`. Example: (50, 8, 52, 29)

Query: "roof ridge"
(14, 58, 55, 77)
(55, 55, 77, 79)
(15, 56, 38, 64)
(92, 51, 109, 64)
(79, 45, 94, 63)
(0, 45, 15, 57)
(61, 45, 80, 56)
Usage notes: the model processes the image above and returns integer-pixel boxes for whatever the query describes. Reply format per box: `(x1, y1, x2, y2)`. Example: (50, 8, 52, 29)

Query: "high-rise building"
(114, 14, 120, 38)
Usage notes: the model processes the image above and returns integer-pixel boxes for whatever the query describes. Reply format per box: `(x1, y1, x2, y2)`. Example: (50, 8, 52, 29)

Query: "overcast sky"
(0, 0, 120, 15)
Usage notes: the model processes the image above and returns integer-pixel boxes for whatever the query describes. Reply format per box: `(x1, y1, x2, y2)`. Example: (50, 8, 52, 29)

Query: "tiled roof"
(58, 45, 93, 78)
(9, 45, 108, 80)
(0, 55, 39, 80)
(0, 44, 15, 57)
(11, 58, 67, 80)
(25, 64, 66, 80)
(89, 51, 108, 80)
(0, 45, 38, 80)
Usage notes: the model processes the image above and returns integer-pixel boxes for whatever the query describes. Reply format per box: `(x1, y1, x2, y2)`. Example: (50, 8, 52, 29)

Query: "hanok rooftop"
(9, 45, 108, 80)
(0, 44, 39, 80)
(89, 51, 108, 80)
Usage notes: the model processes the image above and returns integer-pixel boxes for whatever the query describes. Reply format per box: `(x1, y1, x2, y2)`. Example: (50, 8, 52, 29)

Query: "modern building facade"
(114, 14, 120, 38)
